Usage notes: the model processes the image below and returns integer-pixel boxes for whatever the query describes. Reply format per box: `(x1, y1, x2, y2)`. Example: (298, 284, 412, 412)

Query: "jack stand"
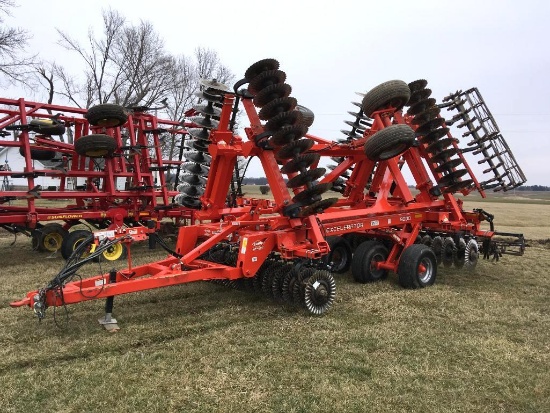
(98, 269, 120, 332)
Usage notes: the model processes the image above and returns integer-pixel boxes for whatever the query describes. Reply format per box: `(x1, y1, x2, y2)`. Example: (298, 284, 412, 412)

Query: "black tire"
(364, 124, 415, 161)
(398, 244, 437, 289)
(295, 104, 315, 127)
(32, 223, 69, 252)
(75, 134, 117, 158)
(322, 236, 352, 273)
(361, 80, 411, 117)
(61, 229, 93, 260)
(351, 240, 389, 283)
(19, 146, 56, 161)
(28, 119, 66, 136)
(85, 104, 128, 127)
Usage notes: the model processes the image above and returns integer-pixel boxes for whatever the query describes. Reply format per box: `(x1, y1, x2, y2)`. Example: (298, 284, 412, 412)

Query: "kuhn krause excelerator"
(11, 58, 526, 327)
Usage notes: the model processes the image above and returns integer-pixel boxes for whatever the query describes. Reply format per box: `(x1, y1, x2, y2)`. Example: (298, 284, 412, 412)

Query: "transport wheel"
(61, 229, 94, 260)
(75, 134, 117, 158)
(85, 104, 128, 127)
(97, 242, 127, 262)
(351, 240, 389, 283)
(19, 146, 56, 161)
(364, 124, 415, 161)
(361, 80, 411, 117)
(32, 223, 69, 252)
(398, 244, 437, 289)
(442, 237, 456, 268)
(464, 239, 479, 270)
(28, 119, 66, 135)
(303, 270, 336, 315)
(294, 105, 315, 127)
(322, 236, 352, 274)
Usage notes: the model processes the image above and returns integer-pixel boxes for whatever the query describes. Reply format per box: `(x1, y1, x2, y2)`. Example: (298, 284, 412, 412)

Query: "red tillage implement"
(0, 99, 195, 258)
(10, 59, 527, 325)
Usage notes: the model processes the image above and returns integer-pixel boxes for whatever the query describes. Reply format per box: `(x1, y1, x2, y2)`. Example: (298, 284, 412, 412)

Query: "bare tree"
(56, 9, 125, 107)
(0, 0, 35, 85)
(194, 47, 234, 84)
(161, 48, 236, 160)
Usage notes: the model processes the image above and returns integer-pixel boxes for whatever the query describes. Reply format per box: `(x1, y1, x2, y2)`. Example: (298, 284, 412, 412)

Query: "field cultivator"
(0, 98, 197, 258)
(10, 59, 527, 328)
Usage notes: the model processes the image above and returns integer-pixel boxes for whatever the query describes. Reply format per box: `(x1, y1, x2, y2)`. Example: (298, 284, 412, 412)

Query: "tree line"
(0, 3, 235, 161)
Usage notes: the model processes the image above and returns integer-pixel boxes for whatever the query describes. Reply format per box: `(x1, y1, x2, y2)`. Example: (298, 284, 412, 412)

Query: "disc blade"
(286, 168, 326, 188)
(280, 153, 321, 174)
(193, 104, 222, 117)
(180, 184, 205, 197)
(270, 124, 308, 147)
(183, 151, 212, 164)
(187, 128, 211, 140)
(180, 174, 207, 186)
(182, 162, 209, 176)
(199, 78, 231, 92)
(189, 116, 219, 130)
(276, 139, 314, 160)
(292, 182, 333, 204)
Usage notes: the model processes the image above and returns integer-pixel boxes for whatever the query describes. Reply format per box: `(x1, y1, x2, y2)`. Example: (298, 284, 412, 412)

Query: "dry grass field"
(0, 189, 549, 412)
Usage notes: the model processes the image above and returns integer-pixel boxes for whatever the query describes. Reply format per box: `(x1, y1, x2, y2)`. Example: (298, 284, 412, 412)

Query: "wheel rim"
(43, 232, 63, 252)
(370, 252, 386, 279)
(102, 243, 124, 261)
(73, 238, 91, 257)
(418, 257, 434, 284)
(330, 246, 349, 272)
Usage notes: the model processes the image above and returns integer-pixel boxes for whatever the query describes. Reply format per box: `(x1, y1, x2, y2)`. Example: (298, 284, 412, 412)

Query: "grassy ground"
(0, 195, 549, 412)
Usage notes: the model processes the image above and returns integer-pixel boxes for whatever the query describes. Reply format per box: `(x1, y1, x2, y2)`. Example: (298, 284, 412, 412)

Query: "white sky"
(4, 0, 550, 185)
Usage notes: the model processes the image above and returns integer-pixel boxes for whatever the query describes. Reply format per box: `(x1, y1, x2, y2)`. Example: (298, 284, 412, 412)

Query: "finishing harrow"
(10, 58, 527, 327)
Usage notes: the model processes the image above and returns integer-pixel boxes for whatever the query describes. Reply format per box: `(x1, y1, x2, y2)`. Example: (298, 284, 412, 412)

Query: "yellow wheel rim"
(42, 232, 63, 252)
(73, 238, 91, 257)
(102, 243, 124, 261)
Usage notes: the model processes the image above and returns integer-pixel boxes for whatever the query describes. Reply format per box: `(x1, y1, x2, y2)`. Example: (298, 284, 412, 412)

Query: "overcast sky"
(4, 0, 549, 185)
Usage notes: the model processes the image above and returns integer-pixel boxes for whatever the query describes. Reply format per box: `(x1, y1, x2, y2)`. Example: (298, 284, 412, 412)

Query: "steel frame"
(9, 68, 526, 316)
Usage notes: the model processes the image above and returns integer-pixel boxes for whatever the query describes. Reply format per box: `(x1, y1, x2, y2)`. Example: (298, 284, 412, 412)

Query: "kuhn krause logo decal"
(251, 240, 265, 251)
(240, 237, 266, 255)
